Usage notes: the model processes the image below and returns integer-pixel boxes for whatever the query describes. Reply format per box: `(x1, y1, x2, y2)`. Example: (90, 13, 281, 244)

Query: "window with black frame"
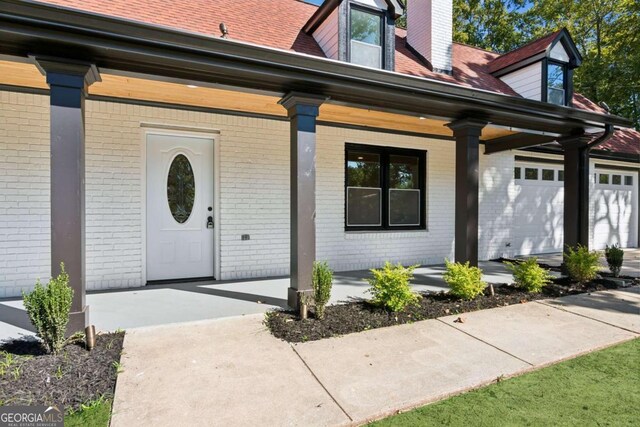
(547, 62, 567, 106)
(346, 144, 425, 230)
(349, 7, 383, 69)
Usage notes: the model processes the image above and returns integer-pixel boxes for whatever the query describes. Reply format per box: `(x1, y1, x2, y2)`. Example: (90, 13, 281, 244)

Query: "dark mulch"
(492, 257, 564, 272)
(0, 332, 124, 411)
(266, 277, 636, 343)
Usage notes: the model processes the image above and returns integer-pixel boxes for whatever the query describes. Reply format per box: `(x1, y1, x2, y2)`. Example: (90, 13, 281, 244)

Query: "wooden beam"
(0, 59, 515, 140)
(484, 133, 557, 154)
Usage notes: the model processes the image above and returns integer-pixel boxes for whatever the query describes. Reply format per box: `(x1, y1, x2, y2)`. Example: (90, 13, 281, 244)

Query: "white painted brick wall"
(0, 91, 50, 298)
(1, 90, 637, 298)
(407, 0, 453, 72)
(316, 126, 456, 271)
(478, 150, 515, 260)
(0, 93, 295, 295)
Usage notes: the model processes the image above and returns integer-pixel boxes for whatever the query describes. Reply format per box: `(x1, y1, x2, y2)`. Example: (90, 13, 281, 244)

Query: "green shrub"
(367, 262, 421, 312)
(604, 244, 624, 277)
(565, 245, 600, 283)
(506, 258, 553, 293)
(443, 260, 486, 300)
(312, 261, 333, 319)
(22, 264, 73, 354)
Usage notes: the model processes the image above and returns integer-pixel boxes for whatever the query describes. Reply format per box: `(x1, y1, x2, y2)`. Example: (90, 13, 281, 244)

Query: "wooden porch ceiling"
(0, 60, 513, 140)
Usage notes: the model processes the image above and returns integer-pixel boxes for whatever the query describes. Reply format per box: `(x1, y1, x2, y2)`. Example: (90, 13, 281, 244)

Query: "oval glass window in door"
(167, 154, 195, 224)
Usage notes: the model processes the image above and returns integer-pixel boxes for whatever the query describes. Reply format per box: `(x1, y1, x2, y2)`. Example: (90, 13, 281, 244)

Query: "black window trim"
(542, 58, 570, 106)
(345, 143, 427, 231)
(347, 2, 386, 69)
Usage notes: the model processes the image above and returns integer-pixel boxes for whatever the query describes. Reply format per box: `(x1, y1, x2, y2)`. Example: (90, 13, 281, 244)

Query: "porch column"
(35, 58, 100, 334)
(560, 134, 592, 252)
(447, 118, 487, 266)
(279, 93, 326, 309)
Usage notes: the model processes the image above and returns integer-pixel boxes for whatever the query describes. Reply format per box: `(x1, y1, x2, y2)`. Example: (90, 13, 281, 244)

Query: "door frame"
(141, 124, 222, 284)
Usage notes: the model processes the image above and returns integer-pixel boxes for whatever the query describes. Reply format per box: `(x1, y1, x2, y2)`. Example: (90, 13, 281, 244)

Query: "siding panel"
(499, 62, 542, 101)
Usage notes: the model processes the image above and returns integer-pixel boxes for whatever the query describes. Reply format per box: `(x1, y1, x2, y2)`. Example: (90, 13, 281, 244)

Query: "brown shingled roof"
(487, 30, 562, 74)
(595, 128, 640, 157)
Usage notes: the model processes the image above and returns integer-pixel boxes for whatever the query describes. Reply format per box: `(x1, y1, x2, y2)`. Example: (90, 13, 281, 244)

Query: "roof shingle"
(486, 30, 562, 74)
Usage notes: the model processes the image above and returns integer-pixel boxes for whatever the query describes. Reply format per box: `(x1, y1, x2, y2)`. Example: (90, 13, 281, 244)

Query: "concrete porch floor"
(0, 250, 637, 340)
(0, 260, 514, 340)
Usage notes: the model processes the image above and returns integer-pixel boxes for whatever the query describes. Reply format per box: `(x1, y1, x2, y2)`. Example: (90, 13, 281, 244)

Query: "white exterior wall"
(313, 8, 339, 60)
(407, 0, 453, 72)
(499, 62, 542, 101)
(317, 127, 455, 271)
(0, 90, 637, 297)
(478, 150, 516, 260)
(0, 92, 50, 298)
(0, 91, 456, 297)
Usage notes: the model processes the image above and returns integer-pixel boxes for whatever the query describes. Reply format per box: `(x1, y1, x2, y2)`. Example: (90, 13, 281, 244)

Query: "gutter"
(587, 124, 615, 152)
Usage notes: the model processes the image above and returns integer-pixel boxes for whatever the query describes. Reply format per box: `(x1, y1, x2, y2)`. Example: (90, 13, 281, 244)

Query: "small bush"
(367, 262, 421, 312)
(604, 244, 624, 277)
(565, 245, 600, 283)
(22, 264, 74, 354)
(506, 258, 553, 293)
(443, 260, 486, 300)
(312, 261, 333, 319)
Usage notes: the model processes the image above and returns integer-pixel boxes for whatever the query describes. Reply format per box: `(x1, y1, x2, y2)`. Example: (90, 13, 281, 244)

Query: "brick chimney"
(407, 0, 453, 74)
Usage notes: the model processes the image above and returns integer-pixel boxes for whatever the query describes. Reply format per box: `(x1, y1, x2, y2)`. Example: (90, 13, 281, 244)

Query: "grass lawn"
(65, 399, 112, 427)
(373, 338, 640, 426)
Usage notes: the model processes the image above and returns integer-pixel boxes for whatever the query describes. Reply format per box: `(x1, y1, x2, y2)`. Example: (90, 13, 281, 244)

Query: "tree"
(524, 0, 639, 129)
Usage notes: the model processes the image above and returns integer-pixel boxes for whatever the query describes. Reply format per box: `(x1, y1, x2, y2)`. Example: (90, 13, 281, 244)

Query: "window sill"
(344, 229, 429, 239)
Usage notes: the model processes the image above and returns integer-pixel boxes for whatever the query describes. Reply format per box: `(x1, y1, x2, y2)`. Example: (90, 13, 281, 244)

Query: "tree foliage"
(398, 0, 639, 129)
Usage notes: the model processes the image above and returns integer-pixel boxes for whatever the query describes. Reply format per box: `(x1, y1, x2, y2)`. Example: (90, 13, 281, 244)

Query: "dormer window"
(490, 29, 582, 107)
(547, 62, 567, 106)
(349, 7, 383, 68)
(305, 0, 402, 72)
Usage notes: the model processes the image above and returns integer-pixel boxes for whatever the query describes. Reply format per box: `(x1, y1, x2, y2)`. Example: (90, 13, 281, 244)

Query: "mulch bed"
(0, 332, 124, 412)
(266, 277, 637, 343)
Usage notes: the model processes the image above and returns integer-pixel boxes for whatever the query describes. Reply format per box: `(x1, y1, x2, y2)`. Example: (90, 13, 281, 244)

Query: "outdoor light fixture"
(219, 22, 229, 38)
(186, 84, 198, 89)
(419, 116, 426, 120)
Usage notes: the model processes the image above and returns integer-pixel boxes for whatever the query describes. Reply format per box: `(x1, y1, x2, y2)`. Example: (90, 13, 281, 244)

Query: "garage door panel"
(592, 169, 638, 250)
(511, 163, 637, 255)
(512, 163, 564, 255)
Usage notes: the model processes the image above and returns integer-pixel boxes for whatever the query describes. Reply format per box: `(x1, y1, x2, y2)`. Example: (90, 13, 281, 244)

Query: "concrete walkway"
(110, 286, 640, 427)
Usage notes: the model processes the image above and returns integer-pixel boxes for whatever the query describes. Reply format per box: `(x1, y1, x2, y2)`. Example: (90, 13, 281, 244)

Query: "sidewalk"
(110, 286, 640, 427)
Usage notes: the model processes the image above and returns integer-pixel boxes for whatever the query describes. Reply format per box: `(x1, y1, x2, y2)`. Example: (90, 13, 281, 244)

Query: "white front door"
(146, 134, 215, 281)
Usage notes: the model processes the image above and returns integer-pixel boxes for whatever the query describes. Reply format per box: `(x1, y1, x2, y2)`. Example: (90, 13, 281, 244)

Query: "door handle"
(207, 216, 214, 229)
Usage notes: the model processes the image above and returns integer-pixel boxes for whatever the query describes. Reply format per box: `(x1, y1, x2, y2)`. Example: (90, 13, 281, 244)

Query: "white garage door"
(511, 162, 565, 255)
(592, 168, 638, 249)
